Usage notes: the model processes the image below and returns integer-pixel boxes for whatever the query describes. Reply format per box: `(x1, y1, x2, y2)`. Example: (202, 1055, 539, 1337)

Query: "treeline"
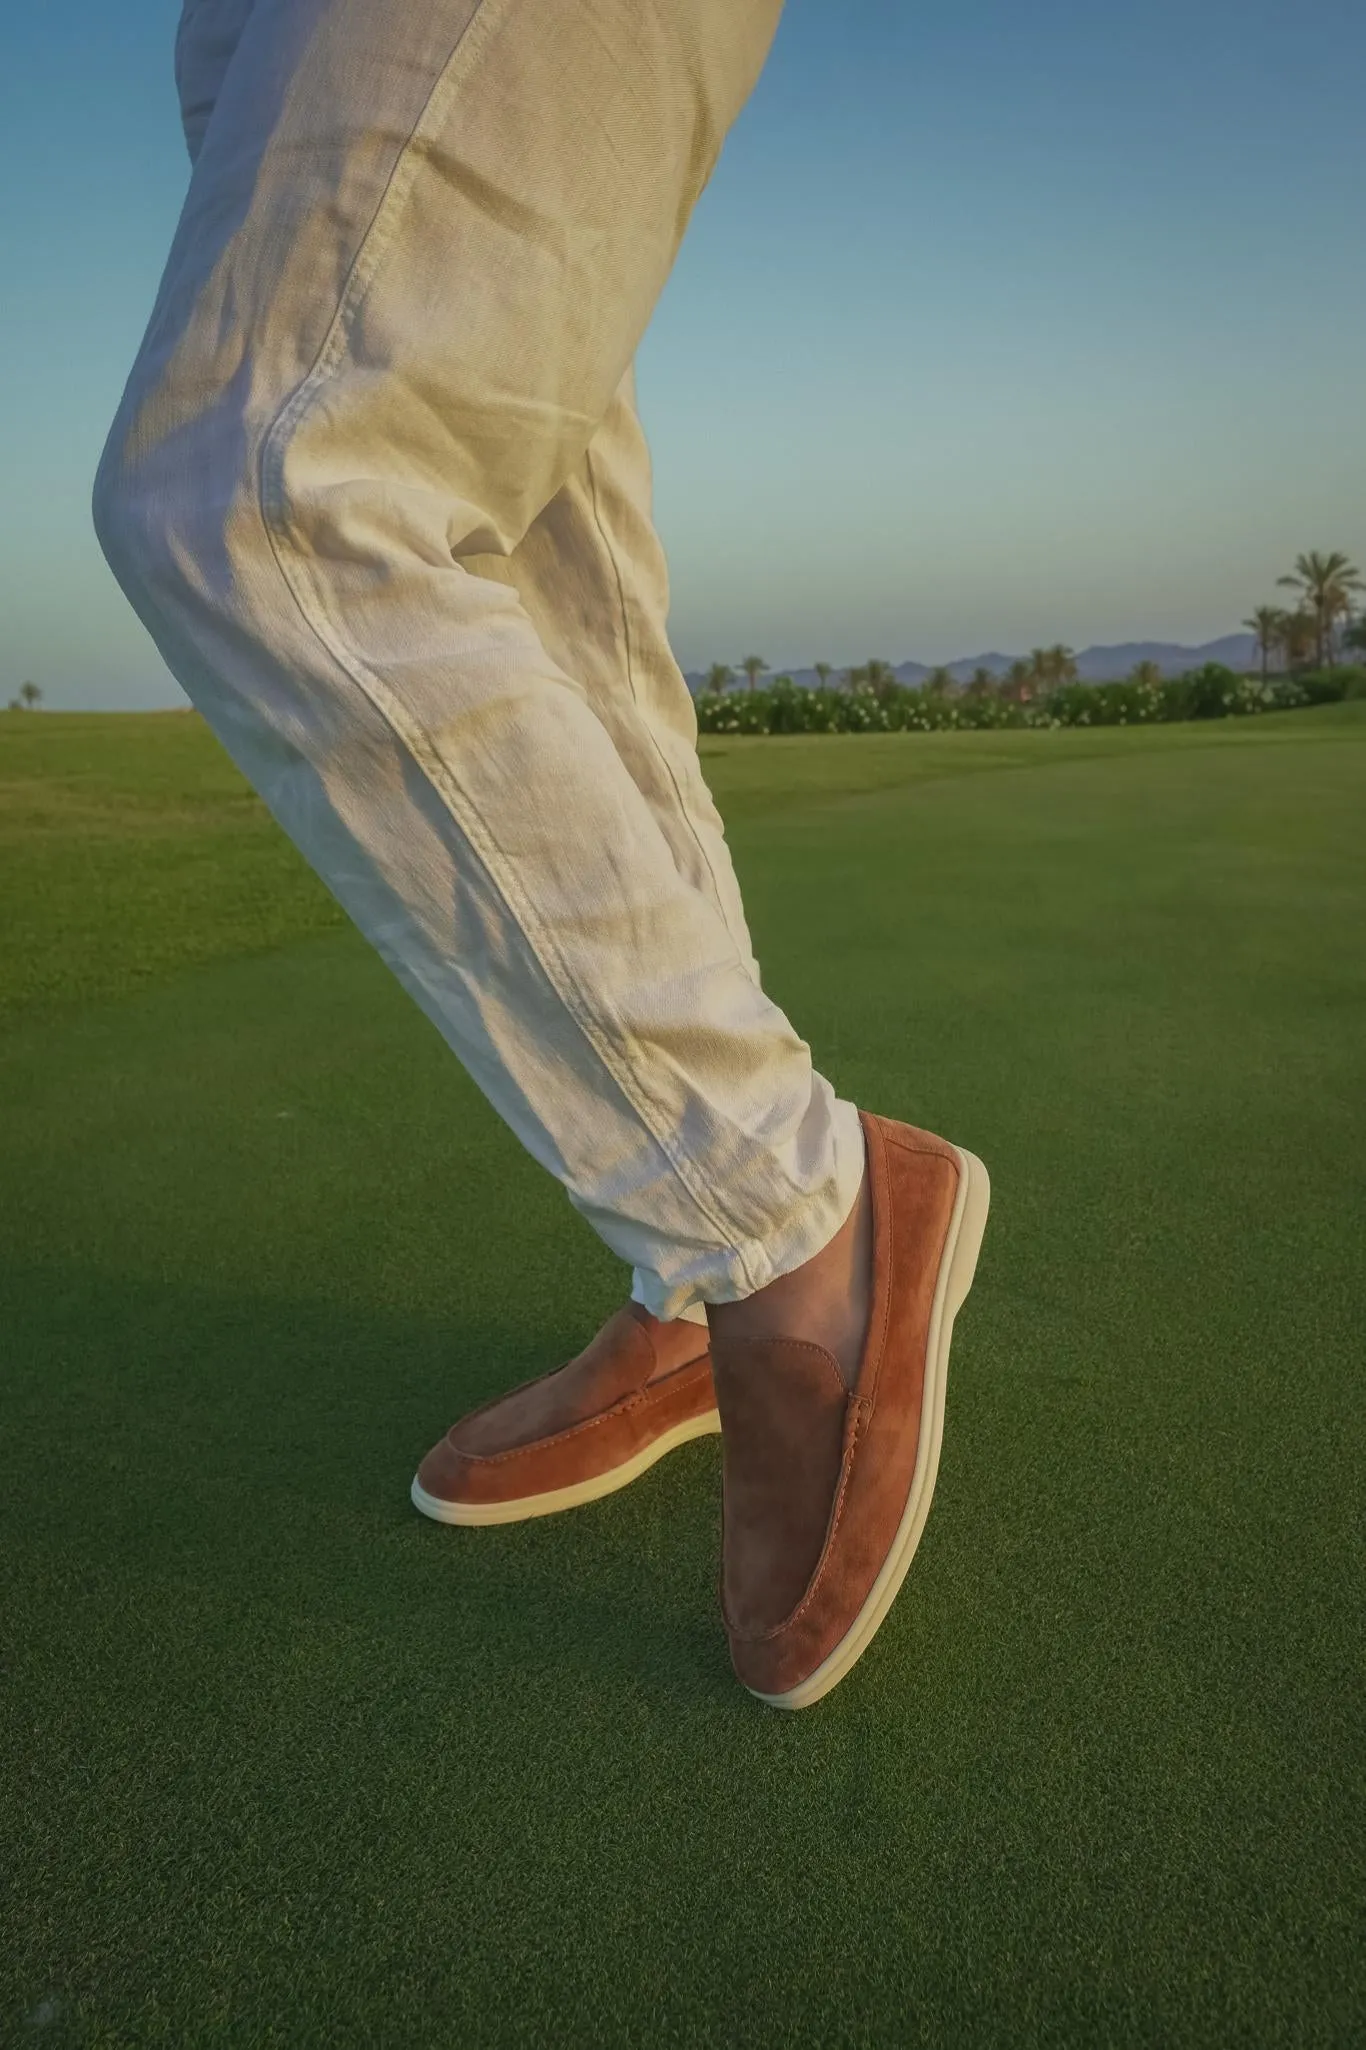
(694, 548, 1365, 728)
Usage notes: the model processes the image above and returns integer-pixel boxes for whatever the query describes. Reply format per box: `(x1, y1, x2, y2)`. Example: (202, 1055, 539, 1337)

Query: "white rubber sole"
(749, 1145, 991, 1712)
(410, 1406, 722, 1526)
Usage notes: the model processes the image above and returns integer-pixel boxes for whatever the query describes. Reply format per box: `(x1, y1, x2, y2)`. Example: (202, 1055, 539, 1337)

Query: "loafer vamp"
(715, 1338, 849, 1638)
(451, 1304, 661, 1458)
(416, 1296, 715, 1514)
(418, 1351, 716, 1509)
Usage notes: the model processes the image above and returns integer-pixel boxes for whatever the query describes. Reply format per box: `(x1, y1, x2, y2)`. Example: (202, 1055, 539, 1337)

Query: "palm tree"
(704, 661, 734, 694)
(1129, 659, 1163, 688)
(814, 661, 833, 692)
(966, 664, 996, 698)
(864, 658, 897, 701)
(739, 654, 769, 692)
(18, 680, 41, 708)
(1275, 608, 1317, 673)
(1046, 644, 1078, 684)
(1242, 607, 1284, 682)
(1276, 551, 1364, 668)
(925, 666, 954, 695)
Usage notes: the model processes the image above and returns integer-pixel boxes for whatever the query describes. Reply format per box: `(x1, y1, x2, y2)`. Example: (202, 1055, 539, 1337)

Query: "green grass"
(3, 704, 1364, 2047)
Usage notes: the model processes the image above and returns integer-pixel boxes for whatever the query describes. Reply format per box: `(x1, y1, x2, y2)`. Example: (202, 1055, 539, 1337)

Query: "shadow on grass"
(3, 1255, 734, 1716)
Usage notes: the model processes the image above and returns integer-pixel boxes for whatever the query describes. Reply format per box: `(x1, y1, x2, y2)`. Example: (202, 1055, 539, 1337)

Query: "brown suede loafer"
(411, 1303, 717, 1525)
(710, 1111, 990, 1710)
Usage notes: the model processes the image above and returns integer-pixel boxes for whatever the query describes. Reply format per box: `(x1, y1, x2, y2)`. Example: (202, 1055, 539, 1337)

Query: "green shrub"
(691, 660, 1359, 738)
(1043, 681, 1168, 727)
(1170, 662, 1253, 719)
(1289, 665, 1366, 703)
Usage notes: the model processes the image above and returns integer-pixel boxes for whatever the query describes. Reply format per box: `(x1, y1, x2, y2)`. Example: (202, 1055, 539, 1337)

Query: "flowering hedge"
(693, 664, 1366, 736)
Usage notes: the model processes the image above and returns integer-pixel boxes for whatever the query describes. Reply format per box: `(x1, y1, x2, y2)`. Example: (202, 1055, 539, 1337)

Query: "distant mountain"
(1052, 635, 1258, 682)
(685, 635, 1258, 692)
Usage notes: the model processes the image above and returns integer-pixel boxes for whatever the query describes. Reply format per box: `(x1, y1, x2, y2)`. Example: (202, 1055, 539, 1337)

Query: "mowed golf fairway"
(3, 706, 1363, 2048)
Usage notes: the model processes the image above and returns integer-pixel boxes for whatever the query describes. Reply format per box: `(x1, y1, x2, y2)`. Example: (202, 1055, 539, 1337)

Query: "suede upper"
(417, 1304, 715, 1508)
(711, 1112, 962, 1698)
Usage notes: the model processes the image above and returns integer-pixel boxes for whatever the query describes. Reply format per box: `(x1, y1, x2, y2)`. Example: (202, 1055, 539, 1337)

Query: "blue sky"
(2, 0, 1362, 709)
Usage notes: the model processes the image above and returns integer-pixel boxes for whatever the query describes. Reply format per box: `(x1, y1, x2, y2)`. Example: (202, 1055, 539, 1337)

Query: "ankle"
(707, 1166, 873, 1389)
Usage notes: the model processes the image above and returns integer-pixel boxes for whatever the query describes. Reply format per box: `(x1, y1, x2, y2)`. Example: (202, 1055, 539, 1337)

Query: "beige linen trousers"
(94, 0, 865, 1322)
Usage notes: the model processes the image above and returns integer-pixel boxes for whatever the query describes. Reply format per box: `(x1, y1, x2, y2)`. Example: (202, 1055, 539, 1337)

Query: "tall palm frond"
(1276, 551, 1364, 667)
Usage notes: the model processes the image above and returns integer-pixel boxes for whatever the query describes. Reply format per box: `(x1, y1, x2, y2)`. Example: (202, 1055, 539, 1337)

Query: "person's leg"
(169, 0, 756, 1346)
(157, 0, 787, 1533)
(172, 12, 718, 1540)
(99, 0, 991, 1705)
(94, 0, 864, 1326)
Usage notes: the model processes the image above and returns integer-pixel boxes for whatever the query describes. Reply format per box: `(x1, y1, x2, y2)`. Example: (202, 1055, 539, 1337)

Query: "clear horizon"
(3, 0, 1363, 710)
